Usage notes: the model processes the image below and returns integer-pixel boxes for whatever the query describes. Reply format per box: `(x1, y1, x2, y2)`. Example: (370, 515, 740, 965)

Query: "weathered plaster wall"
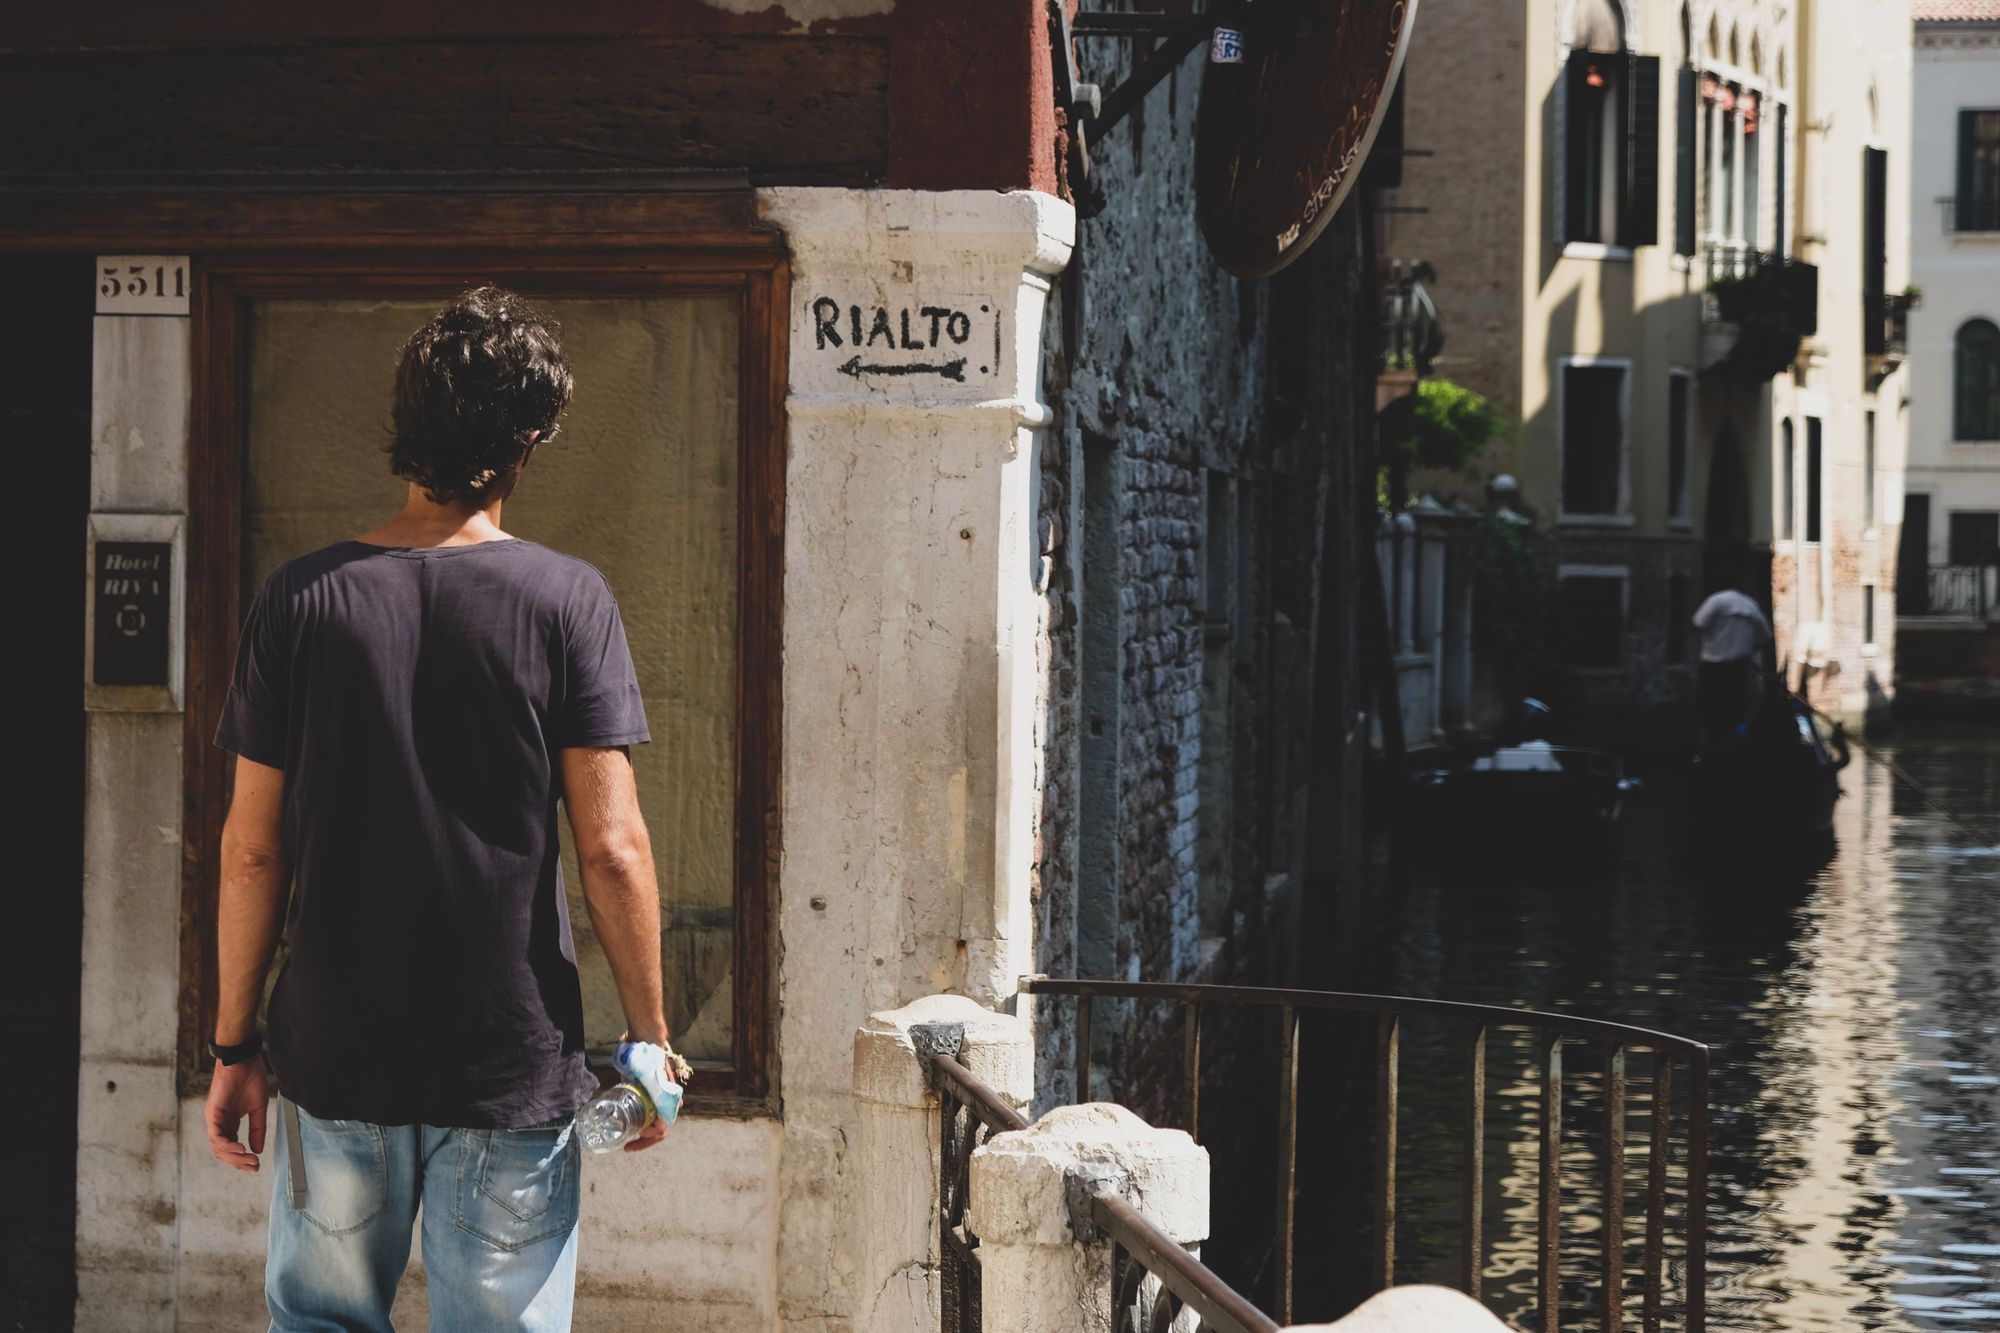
(1773, 0, 1911, 721)
(759, 186, 1073, 1331)
(74, 188, 1075, 1333)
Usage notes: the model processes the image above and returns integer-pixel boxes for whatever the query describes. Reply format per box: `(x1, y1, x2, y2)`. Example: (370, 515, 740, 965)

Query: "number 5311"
(100, 263, 186, 300)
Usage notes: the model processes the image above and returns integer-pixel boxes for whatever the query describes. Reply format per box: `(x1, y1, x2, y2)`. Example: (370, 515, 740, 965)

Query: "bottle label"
(1209, 27, 1246, 63)
(614, 1040, 684, 1127)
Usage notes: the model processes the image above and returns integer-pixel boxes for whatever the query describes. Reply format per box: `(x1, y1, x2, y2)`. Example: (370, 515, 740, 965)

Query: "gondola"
(1410, 700, 1642, 851)
(1690, 685, 1850, 863)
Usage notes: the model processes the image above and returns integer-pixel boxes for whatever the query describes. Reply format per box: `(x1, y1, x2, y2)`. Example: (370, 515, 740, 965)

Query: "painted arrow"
(837, 355, 967, 382)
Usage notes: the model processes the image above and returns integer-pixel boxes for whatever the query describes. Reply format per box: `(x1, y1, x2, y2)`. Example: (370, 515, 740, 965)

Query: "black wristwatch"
(209, 1032, 265, 1066)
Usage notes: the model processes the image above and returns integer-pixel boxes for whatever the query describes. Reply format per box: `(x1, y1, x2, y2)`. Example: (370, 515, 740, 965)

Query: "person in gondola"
(1693, 586, 1774, 752)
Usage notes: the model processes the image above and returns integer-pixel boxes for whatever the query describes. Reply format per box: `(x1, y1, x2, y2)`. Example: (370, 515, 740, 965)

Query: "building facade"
(1, 5, 1388, 1330)
(1903, 0, 2000, 621)
(1388, 0, 1909, 729)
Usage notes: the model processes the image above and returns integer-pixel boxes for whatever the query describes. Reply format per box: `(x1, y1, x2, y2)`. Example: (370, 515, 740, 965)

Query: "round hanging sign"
(1196, 0, 1420, 277)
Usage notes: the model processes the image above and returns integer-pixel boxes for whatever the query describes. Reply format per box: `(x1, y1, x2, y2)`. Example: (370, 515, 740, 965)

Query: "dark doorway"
(1899, 493, 1932, 614)
(1, 255, 90, 1330)
(1703, 422, 1751, 595)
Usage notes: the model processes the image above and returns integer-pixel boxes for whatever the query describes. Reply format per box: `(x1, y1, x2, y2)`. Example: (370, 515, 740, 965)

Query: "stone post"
(852, 994, 1033, 1333)
(77, 285, 193, 1332)
(968, 1103, 1210, 1333)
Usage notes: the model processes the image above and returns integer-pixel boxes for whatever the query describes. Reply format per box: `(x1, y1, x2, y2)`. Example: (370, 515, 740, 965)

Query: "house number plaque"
(95, 255, 191, 316)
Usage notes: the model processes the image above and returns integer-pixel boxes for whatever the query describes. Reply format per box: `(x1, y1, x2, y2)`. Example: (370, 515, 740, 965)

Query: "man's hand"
(206, 1058, 271, 1173)
(624, 1115, 667, 1153)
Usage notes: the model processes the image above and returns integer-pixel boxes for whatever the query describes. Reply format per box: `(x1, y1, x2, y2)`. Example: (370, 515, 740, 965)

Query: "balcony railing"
(1940, 195, 2000, 234)
(1909, 563, 1998, 619)
(1867, 291, 1913, 367)
(1702, 243, 1817, 380)
(1025, 977, 1714, 1333)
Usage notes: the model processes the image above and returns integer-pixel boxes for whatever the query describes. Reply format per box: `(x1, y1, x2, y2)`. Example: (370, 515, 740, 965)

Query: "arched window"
(1957, 318, 2000, 441)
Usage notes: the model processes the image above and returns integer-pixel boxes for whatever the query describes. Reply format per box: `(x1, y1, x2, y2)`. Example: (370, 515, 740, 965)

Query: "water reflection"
(1376, 727, 2000, 1331)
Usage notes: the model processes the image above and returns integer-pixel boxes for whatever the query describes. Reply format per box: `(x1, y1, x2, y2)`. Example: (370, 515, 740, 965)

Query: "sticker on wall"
(96, 255, 192, 316)
(804, 294, 1003, 386)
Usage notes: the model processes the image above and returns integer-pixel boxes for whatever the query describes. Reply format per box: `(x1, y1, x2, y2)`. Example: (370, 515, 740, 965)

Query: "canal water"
(1375, 725, 2000, 1331)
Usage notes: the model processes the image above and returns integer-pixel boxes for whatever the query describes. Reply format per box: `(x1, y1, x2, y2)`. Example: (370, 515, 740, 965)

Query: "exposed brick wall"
(1026, 68, 1384, 1129)
(1029, 32, 1287, 1110)
(1032, 442, 1079, 1106)
(1116, 436, 1205, 987)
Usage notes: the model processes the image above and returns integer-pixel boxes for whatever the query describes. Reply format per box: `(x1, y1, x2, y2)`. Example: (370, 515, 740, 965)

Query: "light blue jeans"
(266, 1102, 580, 1333)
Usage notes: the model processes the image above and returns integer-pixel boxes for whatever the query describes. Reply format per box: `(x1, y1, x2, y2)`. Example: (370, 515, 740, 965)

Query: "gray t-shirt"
(214, 538, 649, 1127)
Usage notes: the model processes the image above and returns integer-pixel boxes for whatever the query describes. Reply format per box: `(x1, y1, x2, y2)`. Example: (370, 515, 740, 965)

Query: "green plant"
(1393, 378, 1507, 473)
(1380, 377, 1508, 509)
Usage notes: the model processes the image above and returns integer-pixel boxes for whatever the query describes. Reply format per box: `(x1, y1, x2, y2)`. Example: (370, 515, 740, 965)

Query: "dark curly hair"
(387, 286, 574, 506)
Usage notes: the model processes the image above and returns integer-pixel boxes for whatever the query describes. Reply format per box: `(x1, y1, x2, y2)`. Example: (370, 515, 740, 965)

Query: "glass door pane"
(244, 293, 742, 1063)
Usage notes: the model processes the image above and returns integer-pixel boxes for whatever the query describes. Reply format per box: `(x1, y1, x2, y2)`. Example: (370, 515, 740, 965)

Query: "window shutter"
(1960, 109, 1978, 232)
(1553, 53, 1571, 247)
(1554, 51, 1590, 247)
(1675, 66, 1699, 256)
(1623, 55, 1661, 246)
(1863, 146, 1888, 356)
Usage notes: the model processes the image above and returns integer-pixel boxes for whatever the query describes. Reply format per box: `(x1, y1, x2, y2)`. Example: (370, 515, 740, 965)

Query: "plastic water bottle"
(577, 1082, 653, 1154)
(576, 1040, 685, 1154)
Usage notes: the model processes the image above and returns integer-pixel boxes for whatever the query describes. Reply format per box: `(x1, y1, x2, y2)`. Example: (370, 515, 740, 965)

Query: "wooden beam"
(0, 37, 887, 191)
(0, 190, 779, 251)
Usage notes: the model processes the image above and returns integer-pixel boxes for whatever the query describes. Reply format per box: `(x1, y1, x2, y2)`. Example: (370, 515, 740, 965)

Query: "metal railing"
(1702, 242, 1818, 338)
(1940, 195, 2000, 234)
(1100, 1190, 1281, 1333)
(1922, 563, 1997, 618)
(1024, 978, 1713, 1333)
(1869, 291, 1913, 363)
(931, 1047, 1275, 1333)
(935, 1052, 1028, 1333)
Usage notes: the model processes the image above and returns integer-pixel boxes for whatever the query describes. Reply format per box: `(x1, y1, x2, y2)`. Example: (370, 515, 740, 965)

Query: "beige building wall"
(1393, 0, 1904, 725)
(1771, 0, 1911, 719)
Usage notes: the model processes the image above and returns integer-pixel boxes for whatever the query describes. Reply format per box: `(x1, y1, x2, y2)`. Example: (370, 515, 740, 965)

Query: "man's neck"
(356, 488, 511, 549)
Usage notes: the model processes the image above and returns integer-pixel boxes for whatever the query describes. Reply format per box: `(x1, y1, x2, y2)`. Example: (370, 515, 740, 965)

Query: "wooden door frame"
(177, 228, 786, 1118)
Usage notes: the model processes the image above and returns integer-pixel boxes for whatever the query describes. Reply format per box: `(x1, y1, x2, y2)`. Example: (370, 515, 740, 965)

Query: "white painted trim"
(1561, 241, 1636, 262)
(1556, 354, 1635, 522)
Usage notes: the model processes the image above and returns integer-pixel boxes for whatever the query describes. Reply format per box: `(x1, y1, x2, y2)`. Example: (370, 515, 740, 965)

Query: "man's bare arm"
(560, 746, 668, 1047)
(216, 756, 289, 1044)
(206, 754, 287, 1173)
